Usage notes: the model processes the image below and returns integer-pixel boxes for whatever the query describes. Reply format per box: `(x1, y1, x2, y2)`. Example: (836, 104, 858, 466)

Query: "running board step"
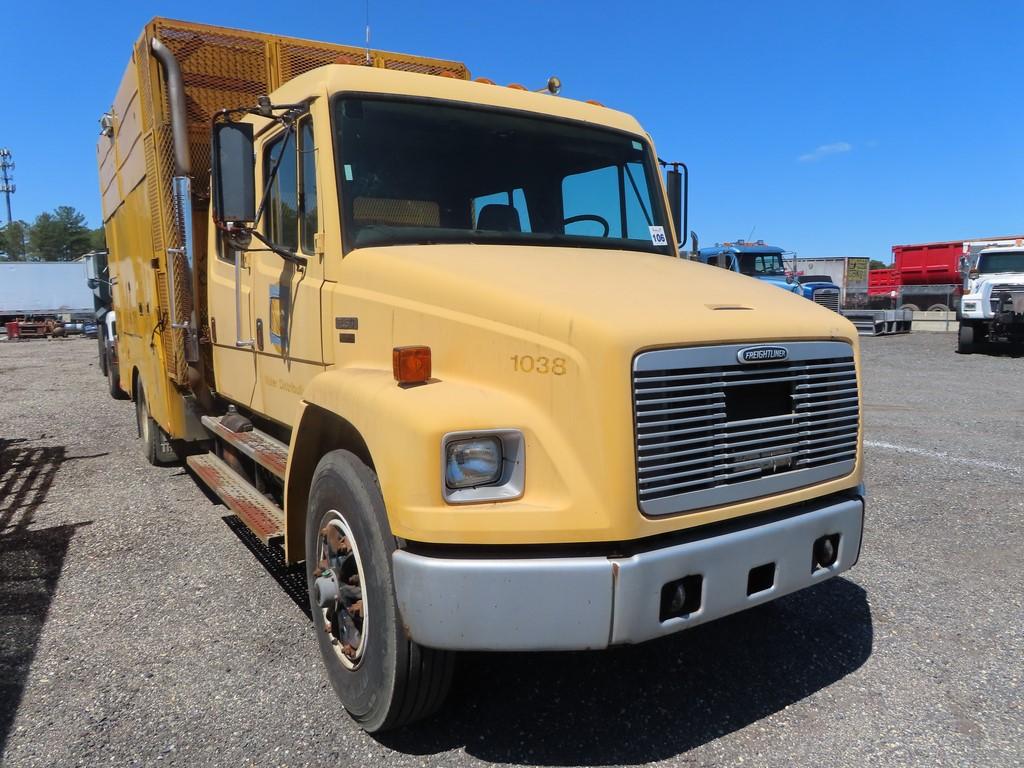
(187, 453, 285, 545)
(201, 414, 288, 479)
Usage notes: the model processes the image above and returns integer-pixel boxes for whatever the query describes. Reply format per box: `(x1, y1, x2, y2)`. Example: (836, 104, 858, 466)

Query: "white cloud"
(798, 142, 852, 163)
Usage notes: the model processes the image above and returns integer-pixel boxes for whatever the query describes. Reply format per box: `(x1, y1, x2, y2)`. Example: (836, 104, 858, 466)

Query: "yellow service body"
(99, 21, 862, 569)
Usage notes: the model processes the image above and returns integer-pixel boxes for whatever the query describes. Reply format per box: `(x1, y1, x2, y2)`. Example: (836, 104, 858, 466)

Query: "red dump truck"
(869, 236, 1024, 310)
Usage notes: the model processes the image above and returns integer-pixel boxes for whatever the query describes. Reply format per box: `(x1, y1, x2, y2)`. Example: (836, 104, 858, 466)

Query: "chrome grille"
(812, 288, 841, 312)
(633, 342, 858, 516)
(989, 284, 1024, 312)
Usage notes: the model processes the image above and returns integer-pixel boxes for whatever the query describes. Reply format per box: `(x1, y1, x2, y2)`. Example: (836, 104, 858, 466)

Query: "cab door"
(208, 201, 258, 409)
(252, 115, 326, 425)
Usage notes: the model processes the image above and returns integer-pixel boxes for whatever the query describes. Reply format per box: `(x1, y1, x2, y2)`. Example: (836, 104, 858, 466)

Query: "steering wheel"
(562, 214, 610, 238)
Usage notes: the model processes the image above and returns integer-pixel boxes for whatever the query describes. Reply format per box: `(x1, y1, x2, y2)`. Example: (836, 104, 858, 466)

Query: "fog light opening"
(659, 574, 702, 622)
(747, 562, 776, 596)
(813, 533, 841, 571)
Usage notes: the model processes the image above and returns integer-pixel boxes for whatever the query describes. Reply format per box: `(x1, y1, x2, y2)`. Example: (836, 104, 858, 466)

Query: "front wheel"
(305, 450, 454, 732)
(957, 323, 977, 354)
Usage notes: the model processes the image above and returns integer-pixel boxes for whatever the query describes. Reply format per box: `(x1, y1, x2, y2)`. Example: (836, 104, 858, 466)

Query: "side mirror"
(664, 163, 688, 251)
(212, 122, 256, 224)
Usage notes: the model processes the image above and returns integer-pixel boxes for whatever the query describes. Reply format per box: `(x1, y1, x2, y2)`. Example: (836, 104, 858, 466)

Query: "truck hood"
(978, 272, 1024, 285)
(968, 272, 1024, 295)
(344, 244, 856, 349)
(756, 275, 803, 294)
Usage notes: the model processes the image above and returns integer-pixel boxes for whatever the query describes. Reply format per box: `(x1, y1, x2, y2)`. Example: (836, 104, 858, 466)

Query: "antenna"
(0, 148, 14, 226)
(364, 0, 371, 64)
(746, 225, 756, 243)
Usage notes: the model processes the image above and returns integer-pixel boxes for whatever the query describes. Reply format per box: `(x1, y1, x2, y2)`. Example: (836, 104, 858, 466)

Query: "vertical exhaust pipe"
(150, 37, 212, 409)
(150, 39, 191, 177)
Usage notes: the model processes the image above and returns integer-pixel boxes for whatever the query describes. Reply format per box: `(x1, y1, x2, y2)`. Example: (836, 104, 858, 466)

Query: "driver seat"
(477, 204, 521, 232)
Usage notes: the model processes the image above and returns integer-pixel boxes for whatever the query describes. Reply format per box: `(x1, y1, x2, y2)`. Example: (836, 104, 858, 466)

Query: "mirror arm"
(248, 228, 307, 268)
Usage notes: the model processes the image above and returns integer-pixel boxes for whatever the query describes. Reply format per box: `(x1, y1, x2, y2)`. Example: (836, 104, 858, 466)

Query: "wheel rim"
(315, 510, 368, 670)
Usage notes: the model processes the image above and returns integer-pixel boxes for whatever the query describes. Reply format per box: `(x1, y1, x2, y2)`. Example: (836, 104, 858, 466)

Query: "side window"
(264, 130, 298, 251)
(472, 188, 532, 232)
(299, 118, 318, 253)
(622, 161, 653, 239)
(562, 166, 621, 238)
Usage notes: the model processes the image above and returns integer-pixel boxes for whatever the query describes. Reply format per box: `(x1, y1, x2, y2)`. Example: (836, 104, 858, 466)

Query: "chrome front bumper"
(393, 495, 864, 651)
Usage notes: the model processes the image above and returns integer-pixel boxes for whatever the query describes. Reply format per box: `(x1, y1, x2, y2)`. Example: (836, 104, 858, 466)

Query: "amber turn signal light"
(393, 346, 431, 384)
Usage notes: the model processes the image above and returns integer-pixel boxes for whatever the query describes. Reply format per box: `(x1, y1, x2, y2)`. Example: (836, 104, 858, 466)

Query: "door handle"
(256, 319, 264, 351)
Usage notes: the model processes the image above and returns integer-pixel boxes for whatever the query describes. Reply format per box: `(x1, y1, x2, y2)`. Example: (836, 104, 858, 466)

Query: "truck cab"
(698, 241, 802, 295)
(958, 245, 1024, 353)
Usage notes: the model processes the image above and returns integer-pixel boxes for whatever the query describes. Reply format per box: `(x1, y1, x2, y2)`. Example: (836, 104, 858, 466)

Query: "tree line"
(0, 206, 104, 261)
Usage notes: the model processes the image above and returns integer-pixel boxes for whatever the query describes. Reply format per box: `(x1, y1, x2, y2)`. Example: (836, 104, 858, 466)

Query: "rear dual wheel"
(97, 326, 109, 376)
(135, 383, 175, 465)
(305, 450, 454, 732)
(107, 351, 127, 400)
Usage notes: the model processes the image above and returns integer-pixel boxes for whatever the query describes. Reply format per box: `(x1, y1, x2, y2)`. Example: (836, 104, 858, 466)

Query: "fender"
(282, 367, 601, 561)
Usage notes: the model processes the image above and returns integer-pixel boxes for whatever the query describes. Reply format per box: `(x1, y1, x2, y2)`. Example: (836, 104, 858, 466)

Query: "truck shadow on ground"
(0, 437, 91, 755)
(381, 577, 873, 765)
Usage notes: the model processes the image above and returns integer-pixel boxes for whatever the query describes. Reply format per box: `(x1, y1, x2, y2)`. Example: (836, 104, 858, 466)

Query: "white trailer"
(791, 256, 870, 307)
(0, 262, 94, 318)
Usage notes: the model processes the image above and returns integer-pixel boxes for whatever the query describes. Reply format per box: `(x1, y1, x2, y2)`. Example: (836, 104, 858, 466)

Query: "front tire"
(305, 450, 454, 733)
(957, 322, 977, 354)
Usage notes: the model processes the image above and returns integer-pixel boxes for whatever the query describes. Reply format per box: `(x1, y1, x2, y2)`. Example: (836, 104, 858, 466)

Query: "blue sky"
(2, 1, 1022, 260)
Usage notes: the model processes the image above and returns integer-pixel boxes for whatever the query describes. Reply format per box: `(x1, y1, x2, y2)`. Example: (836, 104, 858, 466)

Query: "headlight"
(441, 430, 525, 504)
(963, 301, 978, 312)
(445, 437, 502, 488)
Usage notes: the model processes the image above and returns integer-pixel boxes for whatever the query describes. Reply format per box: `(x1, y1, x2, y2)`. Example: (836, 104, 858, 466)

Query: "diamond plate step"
(201, 415, 288, 479)
(187, 453, 285, 544)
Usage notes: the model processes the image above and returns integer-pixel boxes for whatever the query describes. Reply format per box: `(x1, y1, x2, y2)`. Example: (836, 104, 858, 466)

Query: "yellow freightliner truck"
(97, 18, 866, 731)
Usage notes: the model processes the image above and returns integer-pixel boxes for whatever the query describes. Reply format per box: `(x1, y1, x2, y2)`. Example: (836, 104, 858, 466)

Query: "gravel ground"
(0, 332, 1021, 767)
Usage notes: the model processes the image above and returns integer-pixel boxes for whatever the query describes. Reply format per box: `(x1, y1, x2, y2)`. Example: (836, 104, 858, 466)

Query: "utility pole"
(0, 148, 14, 226)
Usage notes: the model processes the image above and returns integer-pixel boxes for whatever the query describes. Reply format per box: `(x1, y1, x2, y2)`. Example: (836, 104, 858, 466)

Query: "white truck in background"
(958, 245, 1024, 353)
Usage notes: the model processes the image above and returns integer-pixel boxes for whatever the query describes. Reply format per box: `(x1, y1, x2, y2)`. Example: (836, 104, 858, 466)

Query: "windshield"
(737, 252, 786, 276)
(977, 251, 1024, 274)
(333, 97, 672, 255)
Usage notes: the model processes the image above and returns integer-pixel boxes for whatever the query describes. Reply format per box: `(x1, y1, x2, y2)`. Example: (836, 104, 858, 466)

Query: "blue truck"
(698, 241, 842, 312)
